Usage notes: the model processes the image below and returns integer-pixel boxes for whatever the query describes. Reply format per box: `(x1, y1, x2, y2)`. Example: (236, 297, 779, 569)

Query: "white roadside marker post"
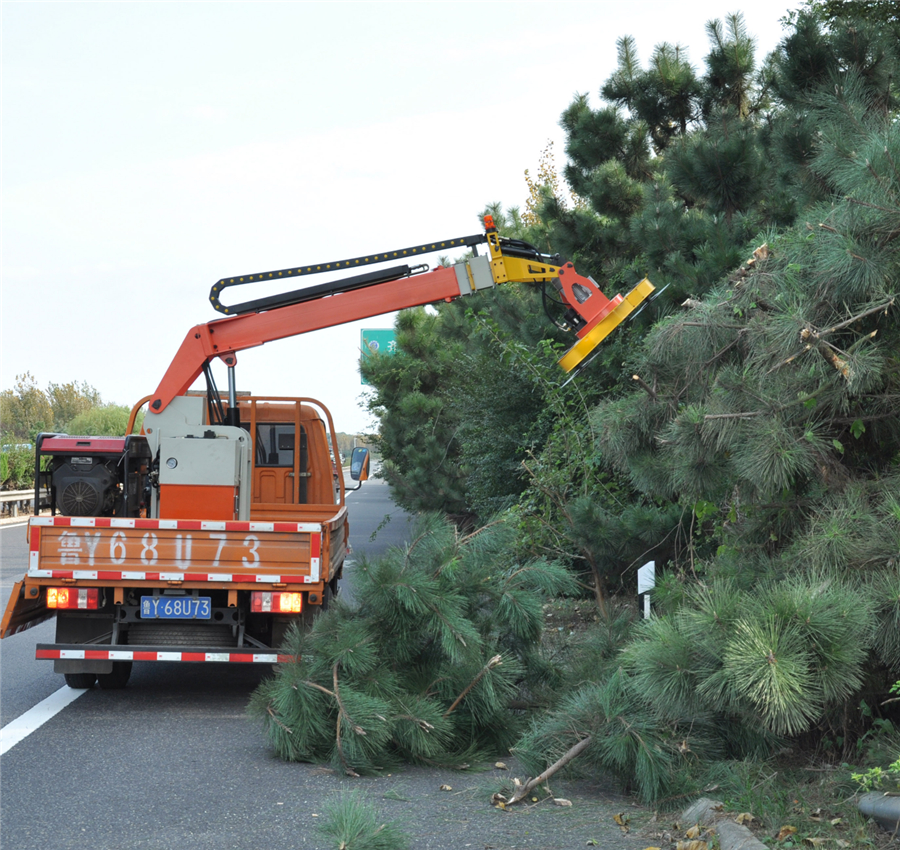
(637, 560, 655, 619)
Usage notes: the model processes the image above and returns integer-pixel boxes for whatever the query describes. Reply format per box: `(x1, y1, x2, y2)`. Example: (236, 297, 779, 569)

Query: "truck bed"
(1, 510, 347, 666)
(26, 515, 327, 585)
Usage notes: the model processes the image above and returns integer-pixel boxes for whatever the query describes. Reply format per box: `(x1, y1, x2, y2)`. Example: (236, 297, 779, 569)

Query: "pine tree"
(506, 14, 900, 805)
(571, 61, 900, 779)
(547, 13, 773, 294)
(361, 306, 470, 519)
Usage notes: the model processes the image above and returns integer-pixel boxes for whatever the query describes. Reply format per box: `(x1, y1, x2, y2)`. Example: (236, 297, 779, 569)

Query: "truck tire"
(97, 661, 132, 690)
(65, 672, 97, 689)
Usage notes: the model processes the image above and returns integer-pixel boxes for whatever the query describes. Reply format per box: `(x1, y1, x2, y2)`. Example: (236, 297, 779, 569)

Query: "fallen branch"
(502, 735, 593, 806)
(300, 679, 335, 698)
(394, 714, 436, 733)
(333, 663, 365, 777)
(444, 655, 502, 717)
(267, 704, 293, 734)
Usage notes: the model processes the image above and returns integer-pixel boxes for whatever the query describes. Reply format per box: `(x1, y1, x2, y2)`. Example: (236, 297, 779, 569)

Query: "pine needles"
(317, 791, 410, 850)
(249, 514, 577, 775)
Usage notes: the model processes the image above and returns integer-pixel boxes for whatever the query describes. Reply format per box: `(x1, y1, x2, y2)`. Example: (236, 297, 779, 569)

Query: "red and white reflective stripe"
(28, 525, 40, 571)
(30, 517, 323, 533)
(36, 648, 294, 664)
(27, 569, 316, 584)
(311, 533, 321, 578)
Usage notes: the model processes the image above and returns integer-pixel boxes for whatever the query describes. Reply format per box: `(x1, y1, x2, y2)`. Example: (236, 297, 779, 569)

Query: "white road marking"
(0, 686, 87, 755)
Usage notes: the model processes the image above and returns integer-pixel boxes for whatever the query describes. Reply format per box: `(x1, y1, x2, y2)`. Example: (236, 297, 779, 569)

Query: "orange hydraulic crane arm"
(148, 217, 656, 415)
(149, 265, 465, 413)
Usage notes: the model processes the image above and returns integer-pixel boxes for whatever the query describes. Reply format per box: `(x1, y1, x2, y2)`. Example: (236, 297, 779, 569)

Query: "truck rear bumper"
(36, 643, 294, 664)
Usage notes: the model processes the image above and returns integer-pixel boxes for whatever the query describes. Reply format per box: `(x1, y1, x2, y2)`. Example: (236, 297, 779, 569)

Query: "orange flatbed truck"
(1, 216, 655, 689)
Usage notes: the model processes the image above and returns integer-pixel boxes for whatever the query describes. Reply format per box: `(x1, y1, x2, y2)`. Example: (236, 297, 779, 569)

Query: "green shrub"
(0, 443, 34, 489)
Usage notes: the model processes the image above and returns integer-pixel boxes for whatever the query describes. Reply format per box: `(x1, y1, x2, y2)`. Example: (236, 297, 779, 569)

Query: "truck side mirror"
(349, 447, 370, 482)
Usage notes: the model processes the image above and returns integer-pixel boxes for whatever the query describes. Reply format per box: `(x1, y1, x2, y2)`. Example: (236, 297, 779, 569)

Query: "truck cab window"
(255, 424, 295, 467)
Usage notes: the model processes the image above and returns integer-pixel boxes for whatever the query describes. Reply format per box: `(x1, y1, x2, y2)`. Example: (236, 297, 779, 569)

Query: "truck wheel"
(64, 672, 97, 689)
(97, 661, 132, 690)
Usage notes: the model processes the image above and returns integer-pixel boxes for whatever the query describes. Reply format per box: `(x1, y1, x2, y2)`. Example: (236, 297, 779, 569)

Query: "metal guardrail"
(0, 489, 50, 517)
(0, 489, 51, 503)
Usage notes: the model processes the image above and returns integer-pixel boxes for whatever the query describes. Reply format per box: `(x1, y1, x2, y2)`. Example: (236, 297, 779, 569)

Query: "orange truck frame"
(1, 217, 655, 689)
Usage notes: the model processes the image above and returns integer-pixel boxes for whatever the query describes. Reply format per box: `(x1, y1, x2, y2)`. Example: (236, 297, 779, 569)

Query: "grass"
(317, 789, 411, 850)
(676, 748, 898, 848)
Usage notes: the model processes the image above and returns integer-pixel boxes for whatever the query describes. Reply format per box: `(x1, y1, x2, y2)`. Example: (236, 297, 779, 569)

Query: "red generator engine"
(35, 433, 152, 518)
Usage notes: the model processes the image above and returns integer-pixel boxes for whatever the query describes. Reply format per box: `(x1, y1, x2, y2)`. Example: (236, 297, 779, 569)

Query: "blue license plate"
(140, 596, 211, 619)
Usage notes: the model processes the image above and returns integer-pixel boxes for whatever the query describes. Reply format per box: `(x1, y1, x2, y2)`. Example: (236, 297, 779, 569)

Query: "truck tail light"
(47, 588, 99, 610)
(251, 592, 303, 613)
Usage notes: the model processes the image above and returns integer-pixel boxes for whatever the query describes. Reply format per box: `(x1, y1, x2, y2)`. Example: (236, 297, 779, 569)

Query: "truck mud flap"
(35, 643, 296, 664)
(1, 580, 54, 638)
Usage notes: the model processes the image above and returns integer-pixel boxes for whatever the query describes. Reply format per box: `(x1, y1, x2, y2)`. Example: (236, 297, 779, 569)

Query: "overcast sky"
(2, 0, 801, 433)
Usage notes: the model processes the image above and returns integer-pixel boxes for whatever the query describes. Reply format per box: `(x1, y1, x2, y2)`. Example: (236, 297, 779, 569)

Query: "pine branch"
(703, 411, 766, 421)
(622, 520, 681, 577)
(429, 425, 460, 473)
(402, 526, 437, 575)
(817, 297, 895, 335)
(632, 375, 657, 400)
(767, 297, 892, 376)
(299, 680, 335, 698)
(444, 654, 502, 717)
(267, 704, 293, 734)
(459, 516, 507, 547)
(766, 343, 813, 374)
(844, 198, 900, 222)
(833, 411, 900, 425)
(502, 735, 593, 805)
(333, 665, 366, 736)
(393, 715, 436, 732)
(333, 663, 365, 777)
(706, 333, 746, 369)
(703, 381, 832, 422)
(616, 714, 654, 759)
(426, 601, 468, 648)
(769, 298, 894, 380)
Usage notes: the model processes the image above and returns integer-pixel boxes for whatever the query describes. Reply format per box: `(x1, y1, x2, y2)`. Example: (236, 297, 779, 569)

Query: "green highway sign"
(360, 328, 397, 385)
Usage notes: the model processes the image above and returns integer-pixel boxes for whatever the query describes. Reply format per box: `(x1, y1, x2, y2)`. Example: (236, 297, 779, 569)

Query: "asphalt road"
(0, 481, 647, 850)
